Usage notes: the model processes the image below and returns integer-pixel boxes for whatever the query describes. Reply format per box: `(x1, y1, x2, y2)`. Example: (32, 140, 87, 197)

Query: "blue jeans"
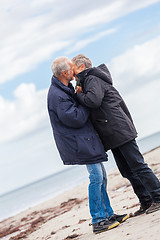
(86, 163, 114, 224)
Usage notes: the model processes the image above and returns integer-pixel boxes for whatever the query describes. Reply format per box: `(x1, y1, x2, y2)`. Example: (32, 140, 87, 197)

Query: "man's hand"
(75, 86, 83, 93)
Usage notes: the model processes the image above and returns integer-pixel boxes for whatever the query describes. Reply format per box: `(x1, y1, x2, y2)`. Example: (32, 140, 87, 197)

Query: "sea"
(0, 131, 160, 222)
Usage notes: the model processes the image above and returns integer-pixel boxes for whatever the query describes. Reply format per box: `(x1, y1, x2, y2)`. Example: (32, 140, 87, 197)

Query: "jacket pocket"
(76, 135, 98, 158)
(94, 119, 114, 137)
(54, 133, 77, 154)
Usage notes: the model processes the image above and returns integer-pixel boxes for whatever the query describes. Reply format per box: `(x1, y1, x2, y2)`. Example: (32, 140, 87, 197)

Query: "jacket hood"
(77, 64, 113, 85)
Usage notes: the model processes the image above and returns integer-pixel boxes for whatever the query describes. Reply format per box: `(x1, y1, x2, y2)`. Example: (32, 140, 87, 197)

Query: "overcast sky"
(0, 0, 160, 195)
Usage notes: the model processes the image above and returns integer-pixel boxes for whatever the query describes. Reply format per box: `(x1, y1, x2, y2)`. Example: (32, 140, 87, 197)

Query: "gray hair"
(51, 57, 72, 77)
(72, 54, 92, 68)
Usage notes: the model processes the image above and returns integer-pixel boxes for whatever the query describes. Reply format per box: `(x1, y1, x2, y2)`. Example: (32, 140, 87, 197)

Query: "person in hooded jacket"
(47, 56, 129, 234)
(72, 54, 160, 216)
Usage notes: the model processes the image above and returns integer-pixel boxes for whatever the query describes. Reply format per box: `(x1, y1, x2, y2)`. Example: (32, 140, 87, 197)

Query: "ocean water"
(0, 131, 160, 221)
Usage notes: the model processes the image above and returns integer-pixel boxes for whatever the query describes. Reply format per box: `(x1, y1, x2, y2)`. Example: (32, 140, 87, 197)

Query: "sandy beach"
(0, 146, 160, 240)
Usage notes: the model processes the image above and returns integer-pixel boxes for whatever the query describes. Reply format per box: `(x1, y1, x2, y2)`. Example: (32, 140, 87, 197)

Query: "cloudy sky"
(0, 0, 160, 195)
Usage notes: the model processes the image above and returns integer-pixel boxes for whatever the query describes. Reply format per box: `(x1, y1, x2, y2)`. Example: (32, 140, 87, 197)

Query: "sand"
(0, 146, 160, 240)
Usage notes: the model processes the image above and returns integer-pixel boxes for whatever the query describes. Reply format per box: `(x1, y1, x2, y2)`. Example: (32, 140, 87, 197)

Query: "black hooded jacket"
(76, 64, 137, 151)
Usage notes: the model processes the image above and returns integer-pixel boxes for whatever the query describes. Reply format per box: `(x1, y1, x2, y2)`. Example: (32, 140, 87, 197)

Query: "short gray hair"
(51, 57, 72, 77)
(72, 54, 92, 68)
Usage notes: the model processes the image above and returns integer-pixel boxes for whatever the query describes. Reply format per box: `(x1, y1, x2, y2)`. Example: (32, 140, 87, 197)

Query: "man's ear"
(80, 64, 86, 71)
(62, 70, 67, 77)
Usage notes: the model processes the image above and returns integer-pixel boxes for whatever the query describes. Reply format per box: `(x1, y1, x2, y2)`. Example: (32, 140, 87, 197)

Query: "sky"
(0, 0, 160, 195)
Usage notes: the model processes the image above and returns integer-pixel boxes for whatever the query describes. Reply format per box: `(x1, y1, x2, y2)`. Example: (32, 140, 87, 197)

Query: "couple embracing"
(47, 54, 160, 234)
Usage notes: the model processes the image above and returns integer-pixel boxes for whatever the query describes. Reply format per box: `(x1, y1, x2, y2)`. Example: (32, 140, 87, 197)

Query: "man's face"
(73, 64, 86, 80)
(66, 63, 74, 81)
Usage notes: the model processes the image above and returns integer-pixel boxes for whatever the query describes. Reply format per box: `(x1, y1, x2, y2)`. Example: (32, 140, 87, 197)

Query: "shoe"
(109, 213, 129, 223)
(92, 219, 120, 234)
(133, 202, 152, 216)
(146, 202, 160, 214)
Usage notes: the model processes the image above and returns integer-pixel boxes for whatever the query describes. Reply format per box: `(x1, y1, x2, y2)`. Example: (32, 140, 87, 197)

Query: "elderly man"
(47, 57, 128, 234)
(72, 54, 160, 216)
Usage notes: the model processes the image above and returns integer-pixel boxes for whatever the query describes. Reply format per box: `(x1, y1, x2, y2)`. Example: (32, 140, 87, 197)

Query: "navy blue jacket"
(77, 64, 137, 151)
(47, 75, 107, 165)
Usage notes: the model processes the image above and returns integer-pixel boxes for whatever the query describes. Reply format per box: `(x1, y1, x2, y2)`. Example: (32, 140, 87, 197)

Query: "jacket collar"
(76, 68, 91, 84)
(51, 75, 75, 96)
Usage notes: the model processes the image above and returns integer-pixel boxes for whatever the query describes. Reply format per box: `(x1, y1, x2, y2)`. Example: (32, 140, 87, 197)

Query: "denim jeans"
(112, 139, 160, 205)
(86, 162, 114, 224)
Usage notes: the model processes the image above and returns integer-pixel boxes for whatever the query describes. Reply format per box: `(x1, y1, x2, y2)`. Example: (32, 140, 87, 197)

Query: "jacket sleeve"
(56, 96, 90, 128)
(77, 76, 104, 108)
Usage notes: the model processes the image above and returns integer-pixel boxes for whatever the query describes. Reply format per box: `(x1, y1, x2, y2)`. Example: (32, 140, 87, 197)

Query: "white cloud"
(0, 0, 160, 83)
(66, 28, 117, 54)
(107, 35, 160, 137)
(124, 79, 160, 138)
(109, 35, 160, 94)
(0, 83, 49, 144)
(31, 0, 56, 7)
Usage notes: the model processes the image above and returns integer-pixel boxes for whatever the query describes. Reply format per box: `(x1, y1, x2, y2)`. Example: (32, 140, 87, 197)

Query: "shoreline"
(0, 146, 160, 240)
(0, 145, 157, 222)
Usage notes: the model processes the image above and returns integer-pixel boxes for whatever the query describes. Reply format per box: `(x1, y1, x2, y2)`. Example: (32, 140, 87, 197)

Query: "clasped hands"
(75, 86, 83, 93)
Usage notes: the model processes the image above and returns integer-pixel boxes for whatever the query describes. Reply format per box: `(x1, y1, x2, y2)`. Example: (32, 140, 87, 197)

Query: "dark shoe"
(146, 202, 160, 214)
(92, 219, 120, 234)
(133, 202, 152, 216)
(109, 213, 129, 223)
